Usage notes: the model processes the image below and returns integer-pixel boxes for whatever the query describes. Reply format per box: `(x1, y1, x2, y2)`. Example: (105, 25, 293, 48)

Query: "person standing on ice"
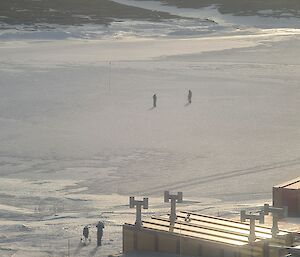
(188, 90, 192, 104)
(96, 221, 104, 246)
(153, 94, 157, 108)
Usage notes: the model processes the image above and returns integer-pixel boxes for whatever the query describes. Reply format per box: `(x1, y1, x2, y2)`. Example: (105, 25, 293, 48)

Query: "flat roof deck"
(135, 211, 289, 248)
(286, 181, 300, 190)
(274, 177, 300, 189)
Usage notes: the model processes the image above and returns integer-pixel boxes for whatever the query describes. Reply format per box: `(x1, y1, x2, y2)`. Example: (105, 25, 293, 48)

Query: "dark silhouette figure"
(81, 225, 90, 246)
(153, 94, 157, 108)
(96, 221, 104, 246)
(83, 226, 89, 239)
(188, 90, 192, 104)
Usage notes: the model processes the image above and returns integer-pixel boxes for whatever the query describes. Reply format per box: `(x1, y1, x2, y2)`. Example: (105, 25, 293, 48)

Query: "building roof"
(274, 177, 300, 190)
(137, 211, 289, 247)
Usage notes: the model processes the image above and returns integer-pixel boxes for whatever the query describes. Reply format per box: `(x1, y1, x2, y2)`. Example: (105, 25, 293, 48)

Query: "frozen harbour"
(1, 2, 300, 256)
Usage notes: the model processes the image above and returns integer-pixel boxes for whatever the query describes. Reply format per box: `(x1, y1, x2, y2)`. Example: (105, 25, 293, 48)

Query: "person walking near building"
(83, 226, 89, 240)
(96, 221, 105, 246)
(81, 225, 90, 245)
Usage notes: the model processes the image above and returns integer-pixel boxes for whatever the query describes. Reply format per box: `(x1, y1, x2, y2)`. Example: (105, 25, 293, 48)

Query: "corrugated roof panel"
(132, 212, 290, 248)
(146, 218, 249, 242)
(180, 211, 288, 236)
(174, 214, 272, 239)
(142, 221, 248, 246)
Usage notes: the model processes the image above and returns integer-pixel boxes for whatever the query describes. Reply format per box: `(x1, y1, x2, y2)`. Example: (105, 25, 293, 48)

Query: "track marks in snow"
(129, 157, 300, 195)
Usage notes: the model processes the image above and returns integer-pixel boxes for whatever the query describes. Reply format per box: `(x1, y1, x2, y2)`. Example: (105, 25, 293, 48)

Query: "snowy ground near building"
(1, 2, 300, 256)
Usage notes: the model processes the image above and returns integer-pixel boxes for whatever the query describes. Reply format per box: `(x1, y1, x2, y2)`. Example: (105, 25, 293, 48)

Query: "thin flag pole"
(108, 61, 111, 93)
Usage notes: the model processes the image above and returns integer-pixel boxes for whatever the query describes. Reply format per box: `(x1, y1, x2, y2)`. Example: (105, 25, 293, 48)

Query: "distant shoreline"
(1, 0, 300, 27)
(137, 0, 300, 18)
(0, 0, 178, 26)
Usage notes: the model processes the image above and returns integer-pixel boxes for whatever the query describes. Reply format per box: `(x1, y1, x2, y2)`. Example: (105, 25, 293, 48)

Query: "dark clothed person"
(83, 226, 89, 239)
(188, 90, 192, 104)
(153, 94, 157, 108)
(96, 221, 105, 246)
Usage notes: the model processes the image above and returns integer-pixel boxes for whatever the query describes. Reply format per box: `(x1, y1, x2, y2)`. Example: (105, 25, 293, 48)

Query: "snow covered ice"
(0, 0, 300, 256)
